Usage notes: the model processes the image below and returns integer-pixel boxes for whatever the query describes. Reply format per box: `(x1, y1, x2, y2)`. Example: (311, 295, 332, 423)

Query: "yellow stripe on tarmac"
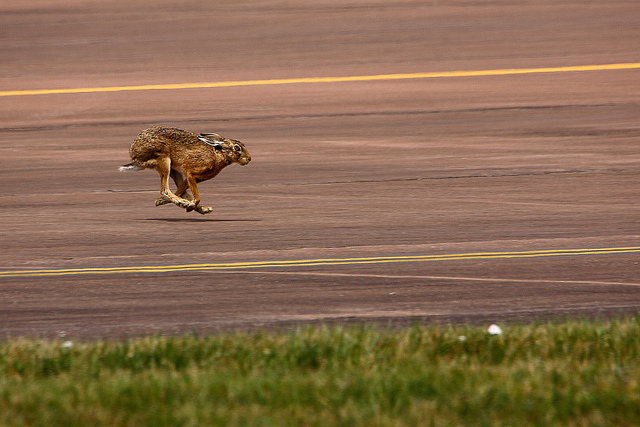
(1, 246, 639, 278)
(1, 62, 638, 97)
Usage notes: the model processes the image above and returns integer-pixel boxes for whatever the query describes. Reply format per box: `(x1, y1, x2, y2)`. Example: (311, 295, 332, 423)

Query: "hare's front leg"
(185, 173, 213, 215)
(194, 206, 213, 215)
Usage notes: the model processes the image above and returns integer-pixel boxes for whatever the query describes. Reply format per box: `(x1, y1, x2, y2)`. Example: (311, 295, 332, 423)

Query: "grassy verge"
(1, 317, 640, 426)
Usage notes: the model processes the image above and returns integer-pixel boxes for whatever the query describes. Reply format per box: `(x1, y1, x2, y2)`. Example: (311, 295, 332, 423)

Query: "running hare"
(119, 126, 251, 214)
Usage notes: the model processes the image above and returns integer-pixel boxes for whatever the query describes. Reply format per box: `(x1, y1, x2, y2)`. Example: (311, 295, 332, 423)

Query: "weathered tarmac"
(1, 0, 639, 338)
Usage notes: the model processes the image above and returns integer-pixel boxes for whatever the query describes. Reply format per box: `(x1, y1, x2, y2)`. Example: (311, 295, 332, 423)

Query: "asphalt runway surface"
(1, 0, 639, 339)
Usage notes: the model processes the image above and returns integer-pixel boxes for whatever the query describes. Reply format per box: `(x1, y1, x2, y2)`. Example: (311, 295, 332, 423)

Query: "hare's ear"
(200, 132, 223, 140)
(198, 135, 223, 148)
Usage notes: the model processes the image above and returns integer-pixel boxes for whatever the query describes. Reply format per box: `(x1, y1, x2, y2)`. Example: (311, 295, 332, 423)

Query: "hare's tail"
(118, 163, 145, 172)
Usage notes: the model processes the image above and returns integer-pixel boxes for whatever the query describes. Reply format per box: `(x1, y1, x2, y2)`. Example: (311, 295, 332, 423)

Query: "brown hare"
(119, 126, 251, 214)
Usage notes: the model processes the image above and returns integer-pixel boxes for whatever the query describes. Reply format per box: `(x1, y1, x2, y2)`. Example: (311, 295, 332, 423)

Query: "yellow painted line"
(1, 62, 638, 97)
(1, 246, 639, 279)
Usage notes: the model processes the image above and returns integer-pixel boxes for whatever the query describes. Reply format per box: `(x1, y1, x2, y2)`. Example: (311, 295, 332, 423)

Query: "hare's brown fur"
(120, 126, 251, 214)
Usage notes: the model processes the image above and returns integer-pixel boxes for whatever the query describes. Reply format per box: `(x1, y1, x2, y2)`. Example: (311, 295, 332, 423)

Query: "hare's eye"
(234, 144, 241, 152)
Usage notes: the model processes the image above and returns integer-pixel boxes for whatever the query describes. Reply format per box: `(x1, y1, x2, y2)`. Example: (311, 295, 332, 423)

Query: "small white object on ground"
(487, 324, 503, 335)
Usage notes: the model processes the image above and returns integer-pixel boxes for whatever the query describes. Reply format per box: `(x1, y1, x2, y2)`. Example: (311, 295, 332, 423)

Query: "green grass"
(1, 317, 640, 426)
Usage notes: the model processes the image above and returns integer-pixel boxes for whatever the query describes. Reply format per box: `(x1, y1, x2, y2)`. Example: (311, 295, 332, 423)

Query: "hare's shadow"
(142, 218, 261, 223)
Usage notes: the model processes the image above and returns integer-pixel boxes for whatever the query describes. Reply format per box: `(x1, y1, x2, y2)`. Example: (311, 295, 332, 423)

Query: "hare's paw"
(183, 201, 197, 211)
(155, 196, 171, 206)
(195, 206, 213, 215)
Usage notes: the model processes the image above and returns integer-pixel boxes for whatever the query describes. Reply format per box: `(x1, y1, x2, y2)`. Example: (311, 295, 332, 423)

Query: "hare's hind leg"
(157, 174, 209, 214)
(155, 158, 195, 210)
(155, 168, 193, 206)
